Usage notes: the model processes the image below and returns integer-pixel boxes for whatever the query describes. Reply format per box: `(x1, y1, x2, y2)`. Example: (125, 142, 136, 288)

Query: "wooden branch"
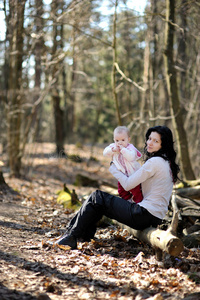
(114, 63, 146, 92)
(169, 191, 181, 235)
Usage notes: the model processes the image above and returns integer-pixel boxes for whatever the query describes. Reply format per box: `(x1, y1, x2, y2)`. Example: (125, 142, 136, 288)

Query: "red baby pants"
(118, 182, 143, 203)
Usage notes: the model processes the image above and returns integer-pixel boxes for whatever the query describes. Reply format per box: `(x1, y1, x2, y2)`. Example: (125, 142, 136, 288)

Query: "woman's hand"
(109, 162, 117, 172)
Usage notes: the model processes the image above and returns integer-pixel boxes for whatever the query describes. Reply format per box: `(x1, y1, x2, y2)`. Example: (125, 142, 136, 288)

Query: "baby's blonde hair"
(114, 126, 130, 137)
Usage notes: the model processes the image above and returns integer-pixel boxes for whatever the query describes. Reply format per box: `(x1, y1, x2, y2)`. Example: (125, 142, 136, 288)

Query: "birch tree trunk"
(163, 0, 195, 180)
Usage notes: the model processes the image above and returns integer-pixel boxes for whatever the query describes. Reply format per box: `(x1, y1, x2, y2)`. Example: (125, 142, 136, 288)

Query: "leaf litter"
(0, 143, 200, 299)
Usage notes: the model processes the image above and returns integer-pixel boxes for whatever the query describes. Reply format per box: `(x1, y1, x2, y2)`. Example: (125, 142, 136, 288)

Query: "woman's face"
(146, 131, 162, 153)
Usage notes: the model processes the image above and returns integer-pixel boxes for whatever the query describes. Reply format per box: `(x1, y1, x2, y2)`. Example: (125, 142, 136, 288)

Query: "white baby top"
(103, 143, 142, 176)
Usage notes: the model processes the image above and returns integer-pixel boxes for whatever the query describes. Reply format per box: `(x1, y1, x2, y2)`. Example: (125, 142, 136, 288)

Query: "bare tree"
(68, 19, 78, 139)
(112, 0, 122, 125)
(32, 0, 44, 139)
(50, 0, 66, 156)
(5, 0, 26, 177)
(163, 0, 195, 180)
(20, 0, 45, 152)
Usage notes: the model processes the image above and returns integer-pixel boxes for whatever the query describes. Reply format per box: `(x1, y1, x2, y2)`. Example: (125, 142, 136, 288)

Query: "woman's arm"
(109, 159, 155, 191)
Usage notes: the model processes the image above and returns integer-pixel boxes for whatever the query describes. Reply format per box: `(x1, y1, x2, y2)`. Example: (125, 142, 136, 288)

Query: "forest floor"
(0, 143, 200, 300)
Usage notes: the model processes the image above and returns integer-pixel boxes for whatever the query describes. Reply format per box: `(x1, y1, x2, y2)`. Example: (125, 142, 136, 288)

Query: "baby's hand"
(111, 146, 118, 152)
(118, 145, 124, 151)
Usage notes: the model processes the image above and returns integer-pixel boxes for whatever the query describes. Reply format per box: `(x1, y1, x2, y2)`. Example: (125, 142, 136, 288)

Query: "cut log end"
(166, 237, 184, 256)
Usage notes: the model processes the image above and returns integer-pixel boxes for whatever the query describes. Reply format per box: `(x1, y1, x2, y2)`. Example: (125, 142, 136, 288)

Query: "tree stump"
(0, 171, 6, 185)
(0, 170, 20, 201)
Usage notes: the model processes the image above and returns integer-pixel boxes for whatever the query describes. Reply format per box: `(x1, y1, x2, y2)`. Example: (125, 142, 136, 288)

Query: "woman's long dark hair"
(144, 126, 180, 183)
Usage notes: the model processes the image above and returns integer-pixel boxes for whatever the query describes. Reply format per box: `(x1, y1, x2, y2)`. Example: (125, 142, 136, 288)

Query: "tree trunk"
(53, 94, 65, 155)
(149, 0, 158, 126)
(21, 0, 44, 154)
(0, 169, 20, 200)
(178, 0, 188, 102)
(6, 0, 26, 177)
(69, 26, 77, 140)
(51, 0, 66, 155)
(0, 171, 6, 185)
(112, 0, 122, 125)
(141, 32, 150, 122)
(32, 0, 44, 141)
(163, 0, 195, 181)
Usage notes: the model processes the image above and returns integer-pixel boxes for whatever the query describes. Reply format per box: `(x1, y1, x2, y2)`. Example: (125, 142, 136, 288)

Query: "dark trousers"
(67, 190, 162, 240)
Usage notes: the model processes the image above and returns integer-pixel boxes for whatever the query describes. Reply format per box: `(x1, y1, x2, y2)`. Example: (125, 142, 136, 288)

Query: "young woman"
(56, 126, 180, 249)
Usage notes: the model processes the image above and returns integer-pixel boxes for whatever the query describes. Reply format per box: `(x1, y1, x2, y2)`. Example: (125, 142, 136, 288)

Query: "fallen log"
(181, 207, 200, 217)
(177, 179, 200, 188)
(74, 173, 117, 189)
(175, 195, 200, 208)
(183, 222, 200, 235)
(176, 186, 200, 200)
(114, 221, 184, 260)
(182, 231, 200, 248)
(113, 192, 184, 260)
(74, 173, 100, 188)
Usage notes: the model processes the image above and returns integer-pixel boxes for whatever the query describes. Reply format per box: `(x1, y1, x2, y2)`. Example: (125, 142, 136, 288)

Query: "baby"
(103, 126, 143, 203)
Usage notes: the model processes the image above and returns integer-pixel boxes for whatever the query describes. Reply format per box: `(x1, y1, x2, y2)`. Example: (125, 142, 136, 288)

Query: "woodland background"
(0, 0, 199, 182)
(0, 1, 200, 299)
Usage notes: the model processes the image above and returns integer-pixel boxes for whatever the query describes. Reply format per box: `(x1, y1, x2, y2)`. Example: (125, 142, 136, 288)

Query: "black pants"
(67, 190, 162, 240)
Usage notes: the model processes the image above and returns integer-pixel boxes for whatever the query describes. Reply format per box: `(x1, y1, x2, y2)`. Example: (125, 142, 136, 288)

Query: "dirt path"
(0, 145, 200, 300)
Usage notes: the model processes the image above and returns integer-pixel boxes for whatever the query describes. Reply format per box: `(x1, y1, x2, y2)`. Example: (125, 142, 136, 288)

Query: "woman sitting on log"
(56, 125, 180, 249)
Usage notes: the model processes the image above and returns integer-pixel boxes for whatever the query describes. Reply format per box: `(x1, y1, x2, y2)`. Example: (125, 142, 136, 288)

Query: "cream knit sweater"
(109, 156, 173, 219)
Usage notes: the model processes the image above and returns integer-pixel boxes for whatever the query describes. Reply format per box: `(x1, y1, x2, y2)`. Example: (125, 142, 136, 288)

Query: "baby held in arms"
(103, 126, 143, 203)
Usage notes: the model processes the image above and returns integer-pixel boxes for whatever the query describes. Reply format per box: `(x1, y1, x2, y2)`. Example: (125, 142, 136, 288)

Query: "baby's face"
(114, 131, 130, 148)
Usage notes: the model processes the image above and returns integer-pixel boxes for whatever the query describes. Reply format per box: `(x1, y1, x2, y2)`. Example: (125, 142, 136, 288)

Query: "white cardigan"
(109, 156, 173, 219)
(103, 143, 142, 176)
